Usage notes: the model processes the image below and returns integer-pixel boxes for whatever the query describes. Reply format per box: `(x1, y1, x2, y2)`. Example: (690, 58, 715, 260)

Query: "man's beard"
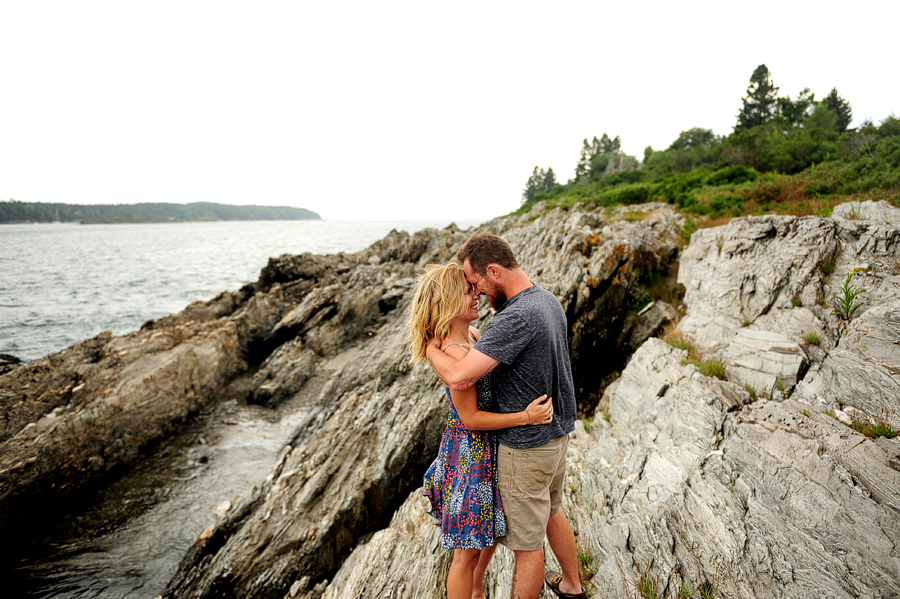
(487, 289, 507, 310)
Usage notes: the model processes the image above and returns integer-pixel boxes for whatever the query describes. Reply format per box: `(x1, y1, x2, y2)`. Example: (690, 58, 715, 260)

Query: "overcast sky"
(1, 1, 896, 221)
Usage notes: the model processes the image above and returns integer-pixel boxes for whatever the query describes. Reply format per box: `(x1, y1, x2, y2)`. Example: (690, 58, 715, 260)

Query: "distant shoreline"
(0, 200, 321, 224)
(1, 219, 322, 225)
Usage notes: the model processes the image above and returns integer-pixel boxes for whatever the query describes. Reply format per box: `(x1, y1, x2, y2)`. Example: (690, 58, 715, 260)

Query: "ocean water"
(0, 218, 482, 362)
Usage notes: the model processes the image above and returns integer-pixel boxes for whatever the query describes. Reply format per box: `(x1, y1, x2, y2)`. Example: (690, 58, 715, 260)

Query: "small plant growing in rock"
(699, 581, 721, 599)
(602, 410, 611, 422)
(679, 584, 697, 598)
(775, 380, 793, 400)
(662, 323, 699, 361)
(816, 294, 827, 307)
(741, 317, 753, 327)
(791, 292, 803, 307)
(823, 409, 836, 418)
(743, 384, 758, 401)
(847, 201, 861, 220)
(853, 409, 899, 439)
(800, 409, 810, 417)
(697, 359, 727, 380)
(818, 259, 835, 276)
(577, 546, 598, 575)
(582, 417, 593, 433)
(803, 331, 822, 345)
(832, 268, 867, 320)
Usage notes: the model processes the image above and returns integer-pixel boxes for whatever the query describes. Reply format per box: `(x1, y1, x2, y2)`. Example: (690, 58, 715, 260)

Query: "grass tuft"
(853, 409, 899, 438)
(743, 383, 758, 401)
(803, 331, 822, 345)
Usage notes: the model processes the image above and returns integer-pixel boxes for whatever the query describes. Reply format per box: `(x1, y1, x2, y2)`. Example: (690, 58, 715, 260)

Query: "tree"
(776, 87, 815, 128)
(575, 134, 622, 183)
(822, 87, 853, 133)
(522, 166, 556, 205)
(668, 128, 716, 150)
(575, 139, 595, 181)
(735, 64, 779, 132)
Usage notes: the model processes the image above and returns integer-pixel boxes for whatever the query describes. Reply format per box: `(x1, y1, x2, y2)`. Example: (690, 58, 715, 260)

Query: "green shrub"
(706, 164, 759, 186)
(707, 192, 744, 217)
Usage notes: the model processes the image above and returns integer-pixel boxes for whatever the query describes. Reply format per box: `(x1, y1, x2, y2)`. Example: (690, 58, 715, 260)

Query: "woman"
(408, 263, 553, 599)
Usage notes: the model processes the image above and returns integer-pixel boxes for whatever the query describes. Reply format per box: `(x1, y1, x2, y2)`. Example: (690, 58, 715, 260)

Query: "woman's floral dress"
(422, 371, 507, 549)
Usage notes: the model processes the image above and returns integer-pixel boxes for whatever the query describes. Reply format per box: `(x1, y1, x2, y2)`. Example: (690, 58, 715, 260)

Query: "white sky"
(1, 1, 897, 221)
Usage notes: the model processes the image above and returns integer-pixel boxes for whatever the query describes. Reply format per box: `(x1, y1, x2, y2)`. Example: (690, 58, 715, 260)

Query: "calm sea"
(0, 219, 482, 362)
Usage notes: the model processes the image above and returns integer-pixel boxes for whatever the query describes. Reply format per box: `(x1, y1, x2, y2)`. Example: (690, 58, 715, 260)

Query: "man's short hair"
(457, 230, 519, 275)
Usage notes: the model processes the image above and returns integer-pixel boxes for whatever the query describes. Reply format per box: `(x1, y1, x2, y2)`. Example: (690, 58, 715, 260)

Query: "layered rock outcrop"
(1, 205, 681, 597)
(308, 201, 900, 599)
(163, 205, 683, 598)
(4, 199, 898, 599)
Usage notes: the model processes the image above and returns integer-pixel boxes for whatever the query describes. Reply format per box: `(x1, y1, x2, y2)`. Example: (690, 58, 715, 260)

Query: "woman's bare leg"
(472, 544, 497, 599)
(448, 548, 481, 599)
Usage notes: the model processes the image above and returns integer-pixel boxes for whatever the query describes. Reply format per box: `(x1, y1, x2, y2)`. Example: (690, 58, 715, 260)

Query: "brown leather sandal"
(544, 571, 588, 599)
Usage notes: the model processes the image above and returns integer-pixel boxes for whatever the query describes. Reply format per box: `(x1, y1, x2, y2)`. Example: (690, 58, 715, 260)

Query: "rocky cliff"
(2, 201, 898, 599)
(317, 202, 900, 599)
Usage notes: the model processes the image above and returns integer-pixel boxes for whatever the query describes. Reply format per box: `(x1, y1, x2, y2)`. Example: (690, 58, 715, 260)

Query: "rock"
(14, 200, 898, 599)
(619, 300, 679, 354)
(0, 353, 20, 376)
(832, 199, 900, 225)
(310, 203, 900, 599)
(722, 329, 807, 396)
(161, 206, 683, 598)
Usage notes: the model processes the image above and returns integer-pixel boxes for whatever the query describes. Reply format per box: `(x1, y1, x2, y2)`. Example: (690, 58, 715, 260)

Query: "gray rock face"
(316, 204, 900, 599)
(160, 206, 682, 598)
(8, 201, 899, 599)
(832, 199, 900, 225)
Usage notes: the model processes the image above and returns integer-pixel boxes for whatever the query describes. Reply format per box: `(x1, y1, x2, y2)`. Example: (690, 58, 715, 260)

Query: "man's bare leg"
(546, 510, 584, 595)
(510, 548, 544, 599)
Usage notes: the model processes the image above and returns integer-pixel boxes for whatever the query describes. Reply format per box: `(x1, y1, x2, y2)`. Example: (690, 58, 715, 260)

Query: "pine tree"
(735, 64, 779, 132)
(822, 87, 853, 133)
(574, 134, 622, 183)
(575, 139, 594, 181)
(542, 168, 557, 193)
(776, 88, 815, 128)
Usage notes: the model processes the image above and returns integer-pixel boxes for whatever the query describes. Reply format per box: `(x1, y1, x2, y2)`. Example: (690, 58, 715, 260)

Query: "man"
(426, 230, 586, 599)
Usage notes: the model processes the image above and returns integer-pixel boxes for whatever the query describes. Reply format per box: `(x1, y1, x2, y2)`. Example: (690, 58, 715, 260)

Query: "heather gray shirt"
(474, 285, 576, 449)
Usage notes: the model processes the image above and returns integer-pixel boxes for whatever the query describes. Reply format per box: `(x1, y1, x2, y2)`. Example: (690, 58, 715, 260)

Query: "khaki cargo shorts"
(496, 434, 568, 551)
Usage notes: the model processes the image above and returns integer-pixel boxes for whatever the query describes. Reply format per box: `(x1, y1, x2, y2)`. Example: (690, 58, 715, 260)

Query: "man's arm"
(425, 338, 499, 389)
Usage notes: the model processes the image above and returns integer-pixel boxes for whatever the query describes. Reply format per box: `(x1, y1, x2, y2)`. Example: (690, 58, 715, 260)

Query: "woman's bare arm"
(441, 344, 552, 430)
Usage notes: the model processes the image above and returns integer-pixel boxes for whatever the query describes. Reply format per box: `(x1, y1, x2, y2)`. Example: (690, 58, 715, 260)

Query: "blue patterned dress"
(423, 371, 507, 549)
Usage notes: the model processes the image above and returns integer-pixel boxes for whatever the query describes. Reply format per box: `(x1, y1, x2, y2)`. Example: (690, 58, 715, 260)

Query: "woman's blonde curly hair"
(407, 263, 467, 363)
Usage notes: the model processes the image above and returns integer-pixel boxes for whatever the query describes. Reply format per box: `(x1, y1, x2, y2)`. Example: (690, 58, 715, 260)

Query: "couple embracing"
(408, 230, 587, 599)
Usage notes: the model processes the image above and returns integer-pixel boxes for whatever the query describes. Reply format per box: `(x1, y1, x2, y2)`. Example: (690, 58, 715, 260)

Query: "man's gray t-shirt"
(474, 285, 576, 449)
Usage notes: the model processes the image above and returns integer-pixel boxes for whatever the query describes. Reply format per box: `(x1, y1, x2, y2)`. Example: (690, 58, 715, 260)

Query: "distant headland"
(0, 200, 320, 224)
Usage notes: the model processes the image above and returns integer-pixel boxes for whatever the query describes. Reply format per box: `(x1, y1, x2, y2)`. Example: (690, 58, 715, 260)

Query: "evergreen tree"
(822, 87, 853, 132)
(574, 134, 623, 183)
(575, 139, 595, 181)
(776, 88, 815, 128)
(735, 64, 779, 132)
(542, 167, 557, 193)
(597, 133, 621, 154)
(522, 166, 557, 205)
